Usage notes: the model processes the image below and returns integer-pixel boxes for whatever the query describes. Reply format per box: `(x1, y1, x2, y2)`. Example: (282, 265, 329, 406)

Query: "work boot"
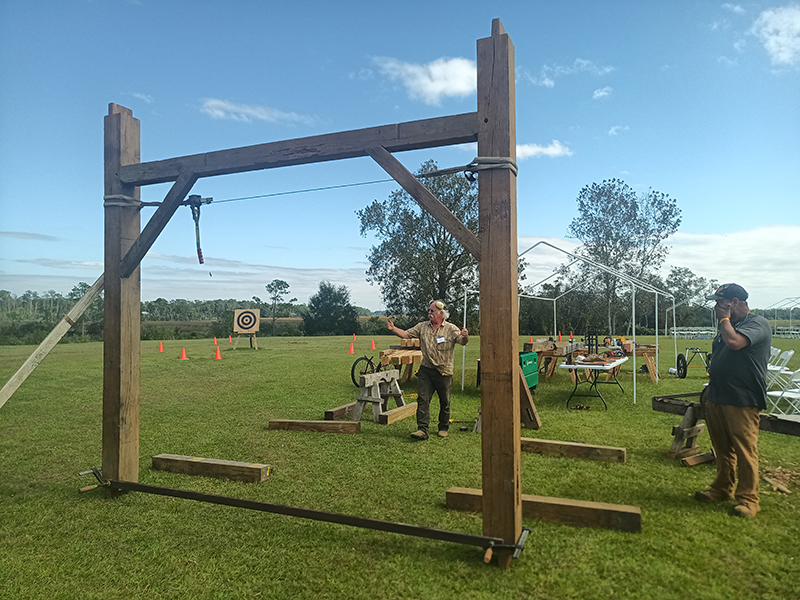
(410, 430, 429, 441)
(694, 489, 729, 502)
(733, 503, 758, 518)
(438, 430, 448, 438)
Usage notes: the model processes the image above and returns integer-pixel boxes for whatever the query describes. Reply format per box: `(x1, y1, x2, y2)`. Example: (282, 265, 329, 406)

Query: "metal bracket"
(482, 526, 531, 563)
(78, 467, 108, 493)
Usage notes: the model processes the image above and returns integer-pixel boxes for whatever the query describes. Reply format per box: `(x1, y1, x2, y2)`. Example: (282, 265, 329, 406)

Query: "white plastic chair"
(766, 369, 800, 415)
(767, 350, 795, 389)
(768, 347, 781, 366)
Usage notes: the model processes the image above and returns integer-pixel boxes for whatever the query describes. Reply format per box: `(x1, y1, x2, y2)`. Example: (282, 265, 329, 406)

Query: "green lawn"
(1, 335, 799, 600)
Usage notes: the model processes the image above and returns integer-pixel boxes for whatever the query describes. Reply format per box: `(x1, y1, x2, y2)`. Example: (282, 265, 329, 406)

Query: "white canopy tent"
(458, 241, 679, 405)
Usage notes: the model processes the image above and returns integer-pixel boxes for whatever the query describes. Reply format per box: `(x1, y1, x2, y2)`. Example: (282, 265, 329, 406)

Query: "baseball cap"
(707, 283, 748, 301)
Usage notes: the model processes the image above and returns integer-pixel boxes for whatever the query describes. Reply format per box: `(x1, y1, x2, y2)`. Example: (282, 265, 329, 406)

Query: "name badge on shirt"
(436, 336, 446, 344)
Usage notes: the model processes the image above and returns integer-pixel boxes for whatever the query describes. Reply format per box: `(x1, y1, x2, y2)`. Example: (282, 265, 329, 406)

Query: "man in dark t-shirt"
(696, 283, 771, 518)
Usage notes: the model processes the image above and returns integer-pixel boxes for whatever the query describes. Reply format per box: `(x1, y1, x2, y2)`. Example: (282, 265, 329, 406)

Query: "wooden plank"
(446, 487, 641, 533)
(520, 438, 626, 463)
(103, 104, 141, 484)
(477, 19, 521, 568)
(359, 369, 400, 388)
(268, 419, 360, 434)
(119, 112, 479, 186)
(366, 145, 481, 260)
(652, 394, 800, 437)
(0, 274, 104, 410)
(152, 453, 270, 483)
(324, 401, 357, 421)
(681, 451, 715, 467)
(518, 365, 541, 430)
(378, 402, 418, 425)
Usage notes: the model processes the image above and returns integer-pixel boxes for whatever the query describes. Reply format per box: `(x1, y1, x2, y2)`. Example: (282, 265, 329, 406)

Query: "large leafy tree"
(566, 178, 681, 334)
(303, 281, 359, 336)
(357, 159, 478, 322)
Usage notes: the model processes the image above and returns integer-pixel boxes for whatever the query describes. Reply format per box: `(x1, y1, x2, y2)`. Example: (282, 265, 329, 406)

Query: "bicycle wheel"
(676, 354, 687, 379)
(351, 356, 376, 387)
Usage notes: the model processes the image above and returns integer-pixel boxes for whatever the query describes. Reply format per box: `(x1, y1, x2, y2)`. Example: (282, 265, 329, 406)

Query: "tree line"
(2, 163, 787, 345)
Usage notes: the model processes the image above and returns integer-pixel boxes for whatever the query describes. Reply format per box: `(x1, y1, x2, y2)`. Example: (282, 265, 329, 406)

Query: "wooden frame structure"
(103, 20, 522, 567)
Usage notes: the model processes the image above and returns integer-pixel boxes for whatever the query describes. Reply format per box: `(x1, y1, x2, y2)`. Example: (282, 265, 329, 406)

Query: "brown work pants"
(704, 399, 761, 509)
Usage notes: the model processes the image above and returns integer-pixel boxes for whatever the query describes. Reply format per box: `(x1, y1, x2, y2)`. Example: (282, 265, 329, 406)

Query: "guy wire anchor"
(482, 526, 531, 564)
(78, 467, 109, 493)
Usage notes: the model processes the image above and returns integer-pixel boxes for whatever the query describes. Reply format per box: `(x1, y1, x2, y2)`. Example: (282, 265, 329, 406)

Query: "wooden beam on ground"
(324, 402, 357, 421)
(0, 274, 104, 410)
(366, 145, 481, 260)
(446, 487, 642, 533)
(119, 113, 479, 186)
(652, 394, 800, 437)
(520, 438, 626, 463)
(681, 451, 715, 467)
(477, 19, 521, 568)
(103, 104, 141, 484)
(269, 420, 360, 434)
(152, 454, 271, 483)
(378, 402, 418, 425)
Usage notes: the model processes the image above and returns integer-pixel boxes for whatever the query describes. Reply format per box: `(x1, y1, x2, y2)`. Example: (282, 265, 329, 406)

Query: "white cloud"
(372, 56, 476, 105)
(131, 92, 155, 104)
(662, 225, 800, 308)
(525, 58, 615, 87)
(517, 141, 573, 159)
(751, 4, 800, 66)
(16, 258, 103, 269)
(199, 99, 316, 125)
(0, 231, 59, 241)
(717, 55, 739, 66)
(592, 86, 613, 100)
(723, 3, 746, 15)
(608, 125, 629, 136)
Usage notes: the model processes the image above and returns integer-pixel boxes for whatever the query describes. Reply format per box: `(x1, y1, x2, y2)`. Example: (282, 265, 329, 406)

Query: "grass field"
(1, 335, 799, 600)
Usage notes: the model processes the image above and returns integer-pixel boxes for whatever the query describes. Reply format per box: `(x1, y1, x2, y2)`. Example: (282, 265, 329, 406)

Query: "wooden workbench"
(380, 338, 422, 383)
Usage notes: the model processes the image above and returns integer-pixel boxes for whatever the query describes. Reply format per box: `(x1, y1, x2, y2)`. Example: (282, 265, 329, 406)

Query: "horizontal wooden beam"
(269, 419, 360, 434)
(152, 453, 270, 483)
(119, 112, 479, 186)
(652, 394, 800, 437)
(378, 402, 418, 425)
(324, 401, 357, 421)
(446, 487, 641, 533)
(520, 438, 626, 463)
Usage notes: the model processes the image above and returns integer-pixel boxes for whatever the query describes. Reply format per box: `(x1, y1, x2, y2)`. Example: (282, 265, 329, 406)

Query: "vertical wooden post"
(477, 19, 521, 568)
(103, 103, 141, 483)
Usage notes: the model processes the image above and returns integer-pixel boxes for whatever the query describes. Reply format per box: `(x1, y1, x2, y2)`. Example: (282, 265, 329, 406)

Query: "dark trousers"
(416, 365, 452, 434)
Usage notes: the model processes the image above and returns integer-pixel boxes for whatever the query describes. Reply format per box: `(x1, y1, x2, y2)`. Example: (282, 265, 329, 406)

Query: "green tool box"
(519, 351, 538, 390)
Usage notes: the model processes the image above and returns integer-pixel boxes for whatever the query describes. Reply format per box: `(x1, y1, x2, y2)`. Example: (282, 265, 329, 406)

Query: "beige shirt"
(406, 320, 465, 376)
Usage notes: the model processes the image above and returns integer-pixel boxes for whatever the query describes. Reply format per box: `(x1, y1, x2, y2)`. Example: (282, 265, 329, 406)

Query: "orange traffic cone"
(558, 331, 562, 342)
(529, 336, 533, 343)
(158, 341, 164, 352)
(214, 346, 221, 360)
(213, 336, 217, 345)
(228, 335, 232, 343)
(353, 333, 356, 341)
(370, 340, 376, 350)
(348, 342, 354, 354)
(570, 331, 573, 341)
(180, 348, 188, 360)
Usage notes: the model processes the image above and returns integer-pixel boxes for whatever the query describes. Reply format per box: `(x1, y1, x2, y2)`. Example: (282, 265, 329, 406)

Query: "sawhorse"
(353, 370, 406, 423)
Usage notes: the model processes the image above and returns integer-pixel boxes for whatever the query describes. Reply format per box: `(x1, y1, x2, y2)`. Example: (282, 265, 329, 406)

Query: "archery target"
(234, 309, 260, 333)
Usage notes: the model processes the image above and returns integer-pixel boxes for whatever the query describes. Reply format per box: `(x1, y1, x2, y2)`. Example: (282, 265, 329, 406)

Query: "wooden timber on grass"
(652, 393, 800, 437)
(152, 453, 271, 483)
(324, 401, 357, 421)
(446, 487, 641, 533)
(269, 420, 360, 434)
(520, 438, 626, 463)
(378, 402, 418, 425)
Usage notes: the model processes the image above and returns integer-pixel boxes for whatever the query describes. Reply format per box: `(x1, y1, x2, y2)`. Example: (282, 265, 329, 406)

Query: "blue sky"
(1, 1, 798, 312)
